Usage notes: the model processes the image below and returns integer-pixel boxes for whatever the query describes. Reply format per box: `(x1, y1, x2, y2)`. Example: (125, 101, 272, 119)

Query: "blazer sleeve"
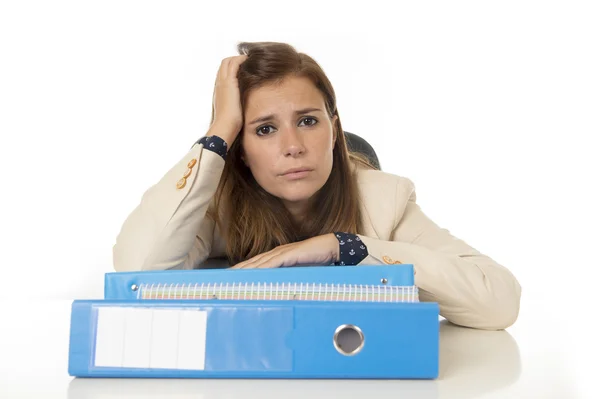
(112, 141, 225, 272)
(357, 179, 522, 331)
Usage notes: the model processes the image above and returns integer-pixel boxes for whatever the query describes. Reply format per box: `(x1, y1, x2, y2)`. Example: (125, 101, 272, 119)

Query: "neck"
(283, 199, 310, 229)
(288, 205, 307, 225)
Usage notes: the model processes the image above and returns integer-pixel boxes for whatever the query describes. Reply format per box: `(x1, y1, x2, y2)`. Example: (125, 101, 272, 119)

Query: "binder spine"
(68, 299, 440, 379)
(135, 282, 419, 302)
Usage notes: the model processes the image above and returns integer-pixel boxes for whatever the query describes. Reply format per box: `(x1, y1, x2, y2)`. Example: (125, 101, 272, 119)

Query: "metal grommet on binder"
(131, 284, 138, 291)
(333, 324, 365, 356)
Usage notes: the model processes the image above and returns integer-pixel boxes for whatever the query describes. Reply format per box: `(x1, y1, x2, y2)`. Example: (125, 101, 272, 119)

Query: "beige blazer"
(113, 142, 522, 331)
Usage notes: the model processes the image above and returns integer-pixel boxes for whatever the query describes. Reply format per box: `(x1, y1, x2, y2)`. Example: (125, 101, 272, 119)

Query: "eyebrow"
(247, 107, 324, 126)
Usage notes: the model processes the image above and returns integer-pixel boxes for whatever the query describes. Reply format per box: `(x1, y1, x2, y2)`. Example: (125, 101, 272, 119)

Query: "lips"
(280, 168, 313, 180)
(281, 167, 313, 175)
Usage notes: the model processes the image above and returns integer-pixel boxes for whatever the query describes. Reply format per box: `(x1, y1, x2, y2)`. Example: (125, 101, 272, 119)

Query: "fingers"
(253, 252, 282, 269)
(231, 249, 281, 269)
(227, 55, 248, 80)
(234, 254, 272, 269)
(229, 252, 264, 269)
(217, 58, 228, 82)
(218, 55, 248, 81)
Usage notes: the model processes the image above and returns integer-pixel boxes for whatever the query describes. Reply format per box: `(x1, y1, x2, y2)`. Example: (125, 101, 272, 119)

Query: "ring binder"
(68, 264, 440, 379)
(333, 324, 365, 356)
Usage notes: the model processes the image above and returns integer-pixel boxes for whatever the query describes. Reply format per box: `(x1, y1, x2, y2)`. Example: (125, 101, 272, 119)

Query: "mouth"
(280, 168, 313, 180)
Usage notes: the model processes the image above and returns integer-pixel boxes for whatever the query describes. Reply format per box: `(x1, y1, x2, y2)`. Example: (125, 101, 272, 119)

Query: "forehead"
(245, 76, 324, 115)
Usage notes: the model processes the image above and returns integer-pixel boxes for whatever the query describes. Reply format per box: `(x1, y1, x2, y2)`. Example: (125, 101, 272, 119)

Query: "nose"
(281, 128, 306, 158)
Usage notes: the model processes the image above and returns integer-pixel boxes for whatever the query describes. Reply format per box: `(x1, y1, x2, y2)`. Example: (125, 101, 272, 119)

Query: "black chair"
(344, 131, 381, 170)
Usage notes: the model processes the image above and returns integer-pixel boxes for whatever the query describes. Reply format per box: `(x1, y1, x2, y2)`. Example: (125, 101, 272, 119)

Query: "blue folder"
(68, 265, 440, 379)
(68, 299, 439, 379)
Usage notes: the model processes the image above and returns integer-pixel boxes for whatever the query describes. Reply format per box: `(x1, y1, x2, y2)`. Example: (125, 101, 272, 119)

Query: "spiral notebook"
(103, 263, 419, 301)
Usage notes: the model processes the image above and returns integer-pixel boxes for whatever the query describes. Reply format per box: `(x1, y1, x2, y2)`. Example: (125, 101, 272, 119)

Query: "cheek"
(315, 133, 335, 160)
(244, 145, 276, 180)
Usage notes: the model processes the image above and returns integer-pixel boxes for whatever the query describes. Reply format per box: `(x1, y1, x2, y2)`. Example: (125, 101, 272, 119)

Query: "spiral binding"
(136, 282, 419, 302)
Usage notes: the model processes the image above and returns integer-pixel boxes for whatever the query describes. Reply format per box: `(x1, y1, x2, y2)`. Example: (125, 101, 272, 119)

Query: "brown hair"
(206, 41, 376, 265)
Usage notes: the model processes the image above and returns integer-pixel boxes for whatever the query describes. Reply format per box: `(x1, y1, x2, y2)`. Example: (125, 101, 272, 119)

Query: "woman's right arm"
(113, 54, 248, 272)
(112, 130, 232, 272)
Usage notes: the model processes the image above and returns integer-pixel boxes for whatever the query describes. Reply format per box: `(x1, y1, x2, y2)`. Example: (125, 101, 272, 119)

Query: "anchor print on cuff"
(333, 232, 369, 266)
(196, 135, 228, 160)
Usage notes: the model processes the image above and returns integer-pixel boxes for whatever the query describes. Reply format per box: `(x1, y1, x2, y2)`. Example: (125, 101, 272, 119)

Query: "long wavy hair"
(206, 41, 376, 265)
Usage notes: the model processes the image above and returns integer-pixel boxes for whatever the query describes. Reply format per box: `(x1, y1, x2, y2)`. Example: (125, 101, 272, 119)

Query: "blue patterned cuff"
(333, 232, 368, 266)
(197, 135, 228, 160)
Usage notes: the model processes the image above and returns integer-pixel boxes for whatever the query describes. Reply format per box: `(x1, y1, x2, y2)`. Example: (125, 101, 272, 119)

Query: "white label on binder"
(94, 307, 208, 370)
(122, 307, 153, 368)
(94, 307, 126, 368)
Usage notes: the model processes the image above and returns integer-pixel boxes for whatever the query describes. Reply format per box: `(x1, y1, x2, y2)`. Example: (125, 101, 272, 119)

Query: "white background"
(0, 0, 598, 396)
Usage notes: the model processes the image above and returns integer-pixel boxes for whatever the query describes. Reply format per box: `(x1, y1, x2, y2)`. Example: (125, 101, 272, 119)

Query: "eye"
(255, 117, 319, 136)
(256, 125, 274, 136)
(299, 117, 318, 127)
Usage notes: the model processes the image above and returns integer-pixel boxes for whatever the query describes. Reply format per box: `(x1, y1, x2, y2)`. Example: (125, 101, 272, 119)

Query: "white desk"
(0, 299, 587, 398)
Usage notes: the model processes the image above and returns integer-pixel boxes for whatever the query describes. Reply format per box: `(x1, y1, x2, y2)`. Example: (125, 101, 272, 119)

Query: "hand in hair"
(229, 234, 340, 269)
(210, 54, 248, 143)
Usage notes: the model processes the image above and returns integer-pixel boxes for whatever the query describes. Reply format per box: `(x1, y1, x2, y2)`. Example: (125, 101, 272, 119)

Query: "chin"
(257, 173, 328, 204)
(272, 185, 320, 204)
(278, 190, 314, 203)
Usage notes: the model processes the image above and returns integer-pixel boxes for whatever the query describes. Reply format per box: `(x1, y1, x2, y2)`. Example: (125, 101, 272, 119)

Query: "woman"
(113, 41, 521, 331)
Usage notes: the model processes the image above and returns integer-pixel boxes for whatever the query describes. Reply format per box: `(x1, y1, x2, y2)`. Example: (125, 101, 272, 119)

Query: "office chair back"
(344, 131, 381, 170)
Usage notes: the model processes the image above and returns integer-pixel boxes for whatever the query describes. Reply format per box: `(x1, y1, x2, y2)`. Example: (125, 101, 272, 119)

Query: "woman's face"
(241, 75, 338, 219)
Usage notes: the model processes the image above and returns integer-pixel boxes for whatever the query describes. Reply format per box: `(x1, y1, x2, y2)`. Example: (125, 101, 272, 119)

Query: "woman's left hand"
(230, 234, 340, 269)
